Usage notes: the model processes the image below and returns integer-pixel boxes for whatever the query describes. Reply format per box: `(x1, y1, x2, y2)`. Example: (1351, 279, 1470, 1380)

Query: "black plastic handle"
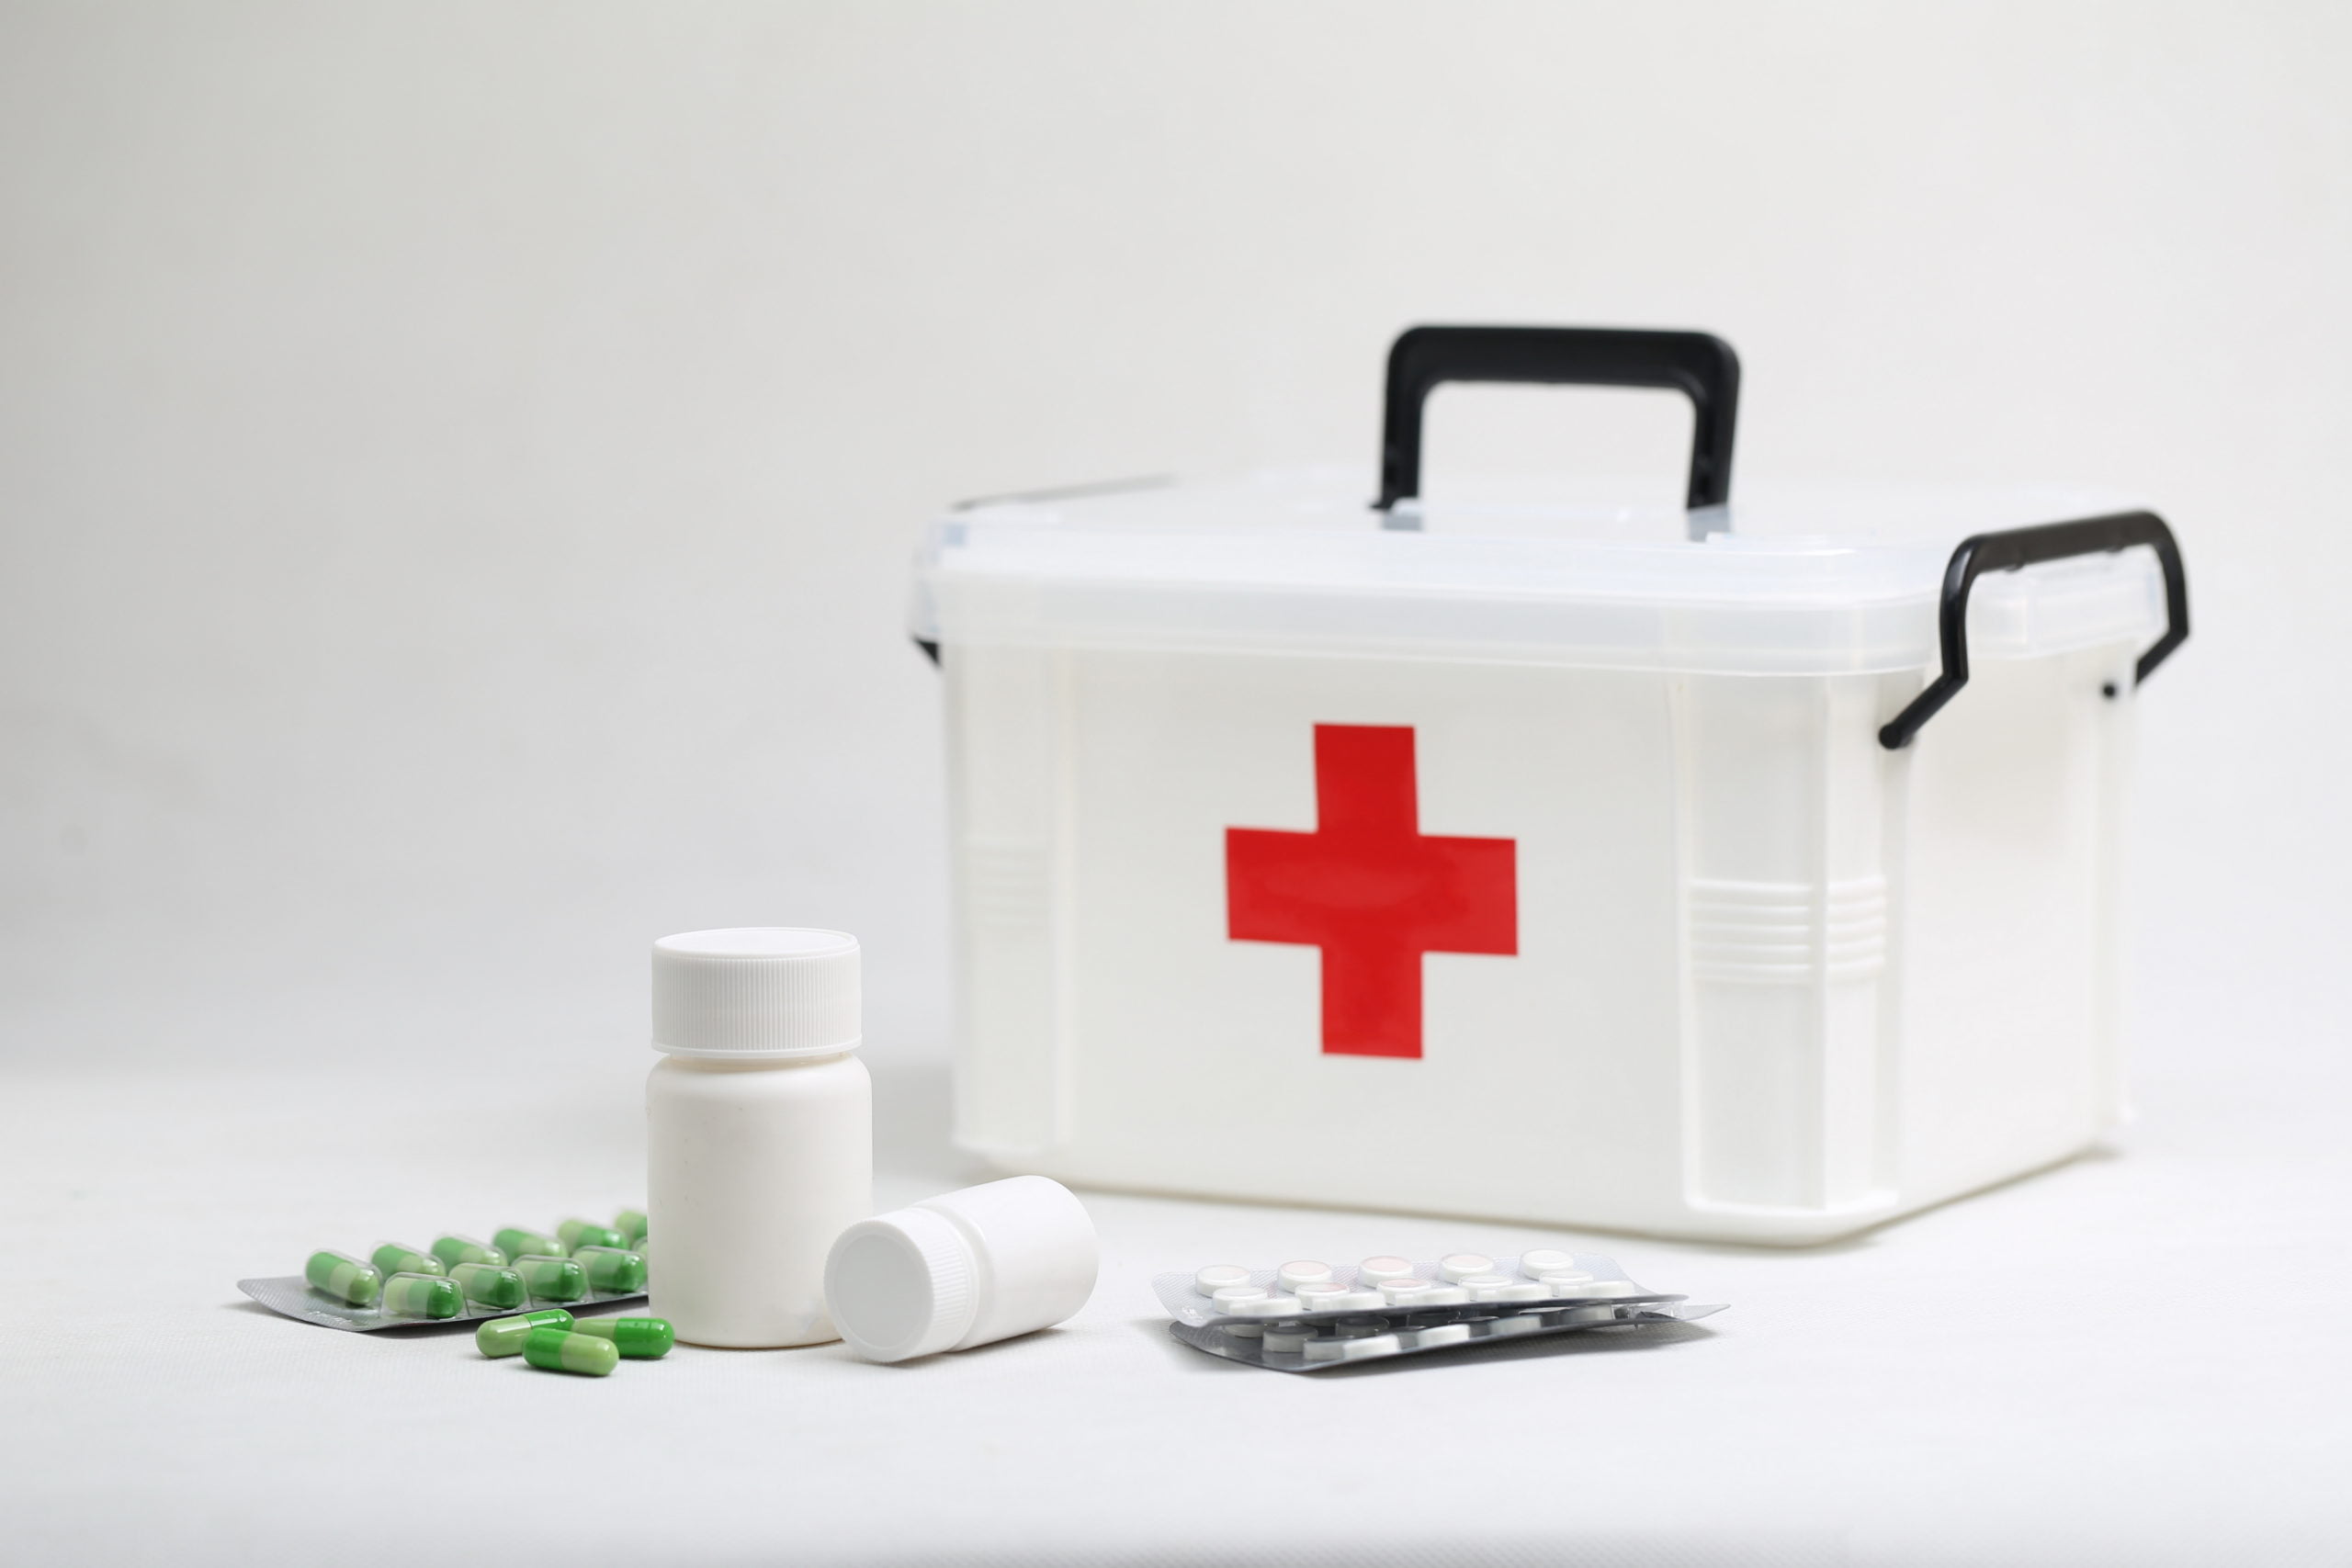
(1878, 510, 2189, 750)
(1376, 325, 1742, 511)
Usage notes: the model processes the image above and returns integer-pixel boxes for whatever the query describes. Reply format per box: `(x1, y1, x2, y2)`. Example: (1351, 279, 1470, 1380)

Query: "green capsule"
(614, 1209, 648, 1247)
(572, 1245, 647, 1293)
(448, 1260, 527, 1310)
(430, 1234, 507, 1269)
(523, 1326, 618, 1377)
(380, 1271, 464, 1319)
(475, 1309, 574, 1357)
(493, 1226, 563, 1261)
(304, 1249, 382, 1306)
(570, 1315, 673, 1359)
(472, 1306, 573, 1354)
(559, 1218, 627, 1253)
(512, 1253, 587, 1303)
(368, 1242, 445, 1280)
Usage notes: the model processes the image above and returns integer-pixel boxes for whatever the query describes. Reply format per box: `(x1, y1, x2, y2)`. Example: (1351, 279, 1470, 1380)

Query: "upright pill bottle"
(647, 928, 872, 1348)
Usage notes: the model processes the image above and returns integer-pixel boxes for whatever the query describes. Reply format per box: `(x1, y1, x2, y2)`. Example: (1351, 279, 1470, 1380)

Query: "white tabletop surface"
(7, 1032, 2347, 1568)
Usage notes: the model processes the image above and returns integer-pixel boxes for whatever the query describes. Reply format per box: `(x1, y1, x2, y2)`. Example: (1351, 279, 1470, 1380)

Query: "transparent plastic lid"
(912, 467, 2166, 676)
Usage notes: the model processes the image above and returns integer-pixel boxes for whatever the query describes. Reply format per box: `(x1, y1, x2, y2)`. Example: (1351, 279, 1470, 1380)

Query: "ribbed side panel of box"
(944, 644, 1072, 1158)
(1671, 673, 1904, 1220)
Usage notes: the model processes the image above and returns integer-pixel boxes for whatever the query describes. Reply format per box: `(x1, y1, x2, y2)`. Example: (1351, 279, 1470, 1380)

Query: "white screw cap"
(651, 928, 860, 1059)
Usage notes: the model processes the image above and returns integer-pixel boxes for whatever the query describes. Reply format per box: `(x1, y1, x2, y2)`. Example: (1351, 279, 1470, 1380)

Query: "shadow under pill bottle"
(646, 928, 873, 1348)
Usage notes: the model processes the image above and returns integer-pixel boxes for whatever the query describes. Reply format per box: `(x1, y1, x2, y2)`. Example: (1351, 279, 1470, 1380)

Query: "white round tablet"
(1340, 1334, 1401, 1359)
(1232, 1294, 1306, 1316)
(1356, 1256, 1416, 1285)
(1294, 1281, 1351, 1307)
(1262, 1325, 1317, 1352)
(1577, 1279, 1645, 1299)
(1377, 1278, 1432, 1305)
(1415, 1285, 1470, 1305)
(1414, 1322, 1472, 1348)
(1211, 1284, 1269, 1309)
(1487, 1314, 1541, 1337)
(1516, 1248, 1574, 1278)
(1438, 1253, 1495, 1282)
(1498, 1281, 1547, 1302)
(1325, 1290, 1385, 1312)
(1275, 1259, 1334, 1292)
(1302, 1337, 1346, 1362)
(1194, 1264, 1252, 1296)
(1222, 1321, 1264, 1338)
(1536, 1271, 1596, 1292)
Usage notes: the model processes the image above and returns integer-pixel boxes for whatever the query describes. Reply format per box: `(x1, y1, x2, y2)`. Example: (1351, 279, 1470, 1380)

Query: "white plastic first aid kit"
(911, 326, 2190, 1244)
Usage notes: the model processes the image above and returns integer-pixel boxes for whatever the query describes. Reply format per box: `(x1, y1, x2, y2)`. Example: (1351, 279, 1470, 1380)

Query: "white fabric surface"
(7, 1037, 2347, 1567)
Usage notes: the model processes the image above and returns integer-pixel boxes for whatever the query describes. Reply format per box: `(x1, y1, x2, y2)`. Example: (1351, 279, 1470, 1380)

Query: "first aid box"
(911, 326, 2188, 1243)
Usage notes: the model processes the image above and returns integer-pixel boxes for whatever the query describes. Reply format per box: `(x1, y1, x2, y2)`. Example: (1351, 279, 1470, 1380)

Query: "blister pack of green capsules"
(239, 1211, 652, 1332)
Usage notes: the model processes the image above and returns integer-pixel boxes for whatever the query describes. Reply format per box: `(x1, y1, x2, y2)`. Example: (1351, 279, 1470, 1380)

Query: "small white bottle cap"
(824, 1176, 1096, 1363)
(651, 928, 860, 1059)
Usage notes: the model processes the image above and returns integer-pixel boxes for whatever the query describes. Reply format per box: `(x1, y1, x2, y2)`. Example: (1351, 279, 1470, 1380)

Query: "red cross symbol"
(1226, 725, 1517, 1059)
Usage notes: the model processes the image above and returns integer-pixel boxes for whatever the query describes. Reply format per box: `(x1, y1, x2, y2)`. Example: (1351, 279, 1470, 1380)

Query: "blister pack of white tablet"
(1155, 1247, 1724, 1373)
(1153, 1249, 1657, 1325)
(1171, 1297, 1727, 1373)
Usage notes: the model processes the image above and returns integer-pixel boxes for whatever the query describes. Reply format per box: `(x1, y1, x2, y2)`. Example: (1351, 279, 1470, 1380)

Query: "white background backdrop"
(5, 6, 2348, 1564)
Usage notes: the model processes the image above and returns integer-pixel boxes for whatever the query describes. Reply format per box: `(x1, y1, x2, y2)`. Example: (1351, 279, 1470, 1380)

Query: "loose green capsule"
(304, 1249, 382, 1306)
(559, 1218, 627, 1253)
(475, 1309, 574, 1357)
(614, 1209, 648, 1247)
(570, 1315, 673, 1359)
(380, 1271, 465, 1319)
(523, 1326, 618, 1377)
(430, 1234, 507, 1269)
(512, 1253, 587, 1303)
(572, 1245, 647, 1293)
(449, 1260, 527, 1310)
(369, 1242, 445, 1279)
(493, 1226, 563, 1261)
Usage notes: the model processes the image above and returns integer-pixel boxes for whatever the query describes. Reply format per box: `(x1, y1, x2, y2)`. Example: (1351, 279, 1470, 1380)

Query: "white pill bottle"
(647, 928, 872, 1348)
